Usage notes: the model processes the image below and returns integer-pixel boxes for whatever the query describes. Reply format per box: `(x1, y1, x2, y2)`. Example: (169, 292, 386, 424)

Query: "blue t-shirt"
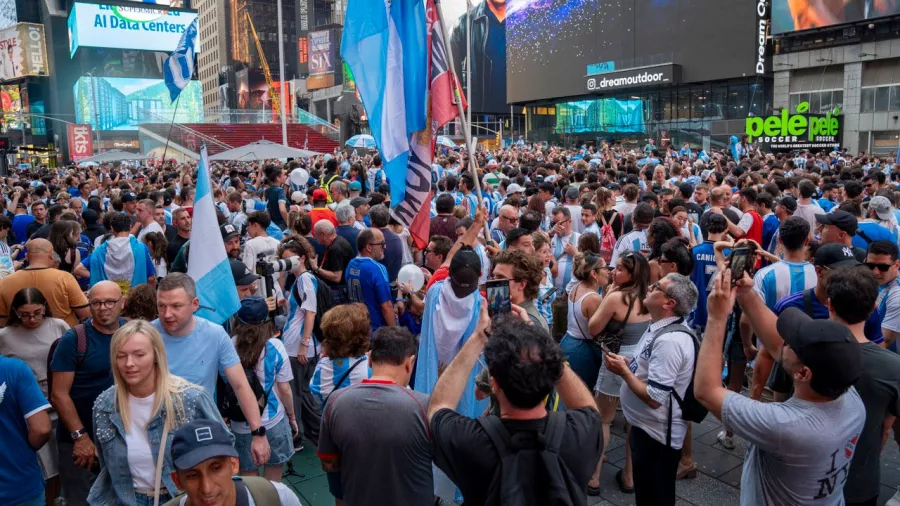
(50, 318, 123, 443)
(853, 222, 897, 250)
(11, 214, 33, 244)
(774, 289, 884, 344)
(761, 215, 780, 256)
(265, 187, 288, 229)
(817, 198, 836, 213)
(152, 317, 240, 395)
(690, 241, 723, 329)
(346, 257, 393, 332)
(335, 225, 360, 257)
(0, 357, 50, 504)
(379, 228, 404, 287)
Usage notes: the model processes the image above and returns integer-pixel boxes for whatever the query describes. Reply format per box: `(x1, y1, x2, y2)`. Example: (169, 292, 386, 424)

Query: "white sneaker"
(716, 430, 736, 450)
(886, 488, 900, 506)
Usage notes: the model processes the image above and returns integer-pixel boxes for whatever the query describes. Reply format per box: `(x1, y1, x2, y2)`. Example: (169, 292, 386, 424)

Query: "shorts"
(724, 328, 747, 365)
(234, 416, 294, 472)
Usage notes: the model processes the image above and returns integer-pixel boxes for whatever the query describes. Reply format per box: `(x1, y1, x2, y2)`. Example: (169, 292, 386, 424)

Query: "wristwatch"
(70, 428, 87, 441)
(251, 426, 267, 437)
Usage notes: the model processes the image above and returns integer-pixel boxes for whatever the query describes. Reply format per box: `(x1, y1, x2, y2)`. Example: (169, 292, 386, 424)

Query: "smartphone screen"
(728, 247, 751, 283)
(486, 279, 511, 317)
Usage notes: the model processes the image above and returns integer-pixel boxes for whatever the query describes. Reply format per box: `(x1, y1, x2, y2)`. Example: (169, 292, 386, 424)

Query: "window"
(891, 86, 900, 111)
(861, 88, 876, 112)
(876, 86, 890, 111)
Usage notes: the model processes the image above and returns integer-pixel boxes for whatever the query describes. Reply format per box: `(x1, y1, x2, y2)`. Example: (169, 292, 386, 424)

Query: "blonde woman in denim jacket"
(87, 320, 231, 506)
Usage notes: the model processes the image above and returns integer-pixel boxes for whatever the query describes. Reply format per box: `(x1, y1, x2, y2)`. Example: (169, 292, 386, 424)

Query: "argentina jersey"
(229, 338, 293, 433)
(610, 230, 648, 267)
(752, 260, 817, 310)
(310, 355, 371, 404)
(690, 241, 723, 329)
(282, 272, 319, 357)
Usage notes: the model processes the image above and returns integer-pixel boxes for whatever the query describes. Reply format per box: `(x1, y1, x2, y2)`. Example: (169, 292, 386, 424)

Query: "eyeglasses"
(369, 241, 386, 248)
(15, 308, 44, 320)
(649, 281, 675, 299)
(502, 215, 519, 223)
(865, 262, 894, 272)
(89, 298, 121, 310)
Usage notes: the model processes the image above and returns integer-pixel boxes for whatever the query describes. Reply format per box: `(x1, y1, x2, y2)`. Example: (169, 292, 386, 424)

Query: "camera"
(256, 254, 301, 277)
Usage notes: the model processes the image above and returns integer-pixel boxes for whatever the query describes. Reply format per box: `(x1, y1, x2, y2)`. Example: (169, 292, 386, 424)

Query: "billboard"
(506, 0, 762, 104)
(308, 29, 337, 76)
(67, 124, 94, 161)
(745, 102, 841, 151)
(0, 23, 49, 81)
(68, 3, 199, 57)
(73, 77, 203, 131)
(0, 83, 25, 131)
(556, 98, 646, 134)
(444, 0, 507, 114)
(772, 1, 900, 34)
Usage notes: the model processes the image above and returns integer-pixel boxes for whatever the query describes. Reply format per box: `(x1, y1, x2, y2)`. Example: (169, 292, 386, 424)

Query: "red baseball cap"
(312, 189, 328, 201)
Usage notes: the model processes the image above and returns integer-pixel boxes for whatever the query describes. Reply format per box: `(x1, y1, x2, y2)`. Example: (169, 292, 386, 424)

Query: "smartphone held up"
(486, 279, 511, 317)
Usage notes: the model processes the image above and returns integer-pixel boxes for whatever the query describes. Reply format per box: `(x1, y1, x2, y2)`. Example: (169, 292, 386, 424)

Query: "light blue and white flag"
(341, 0, 427, 206)
(163, 17, 199, 102)
(188, 145, 240, 324)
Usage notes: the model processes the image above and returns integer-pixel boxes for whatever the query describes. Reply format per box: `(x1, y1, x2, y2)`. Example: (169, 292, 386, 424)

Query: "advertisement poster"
(68, 2, 199, 56)
(0, 84, 25, 131)
(0, 23, 49, 81)
(342, 62, 355, 93)
(73, 77, 202, 130)
(308, 29, 335, 76)
(772, 1, 900, 33)
(445, 0, 507, 113)
(67, 124, 94, 161)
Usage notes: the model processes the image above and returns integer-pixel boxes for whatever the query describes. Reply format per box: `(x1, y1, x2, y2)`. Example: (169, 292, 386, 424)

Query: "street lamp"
(84, 69, 102, 153)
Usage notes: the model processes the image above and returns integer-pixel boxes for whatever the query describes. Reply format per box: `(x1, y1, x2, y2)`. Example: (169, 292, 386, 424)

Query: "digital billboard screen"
(68, 2, 199, 57)
(506, 0, 761, 104)
(73, 77, 203, 131)
(771, 1, 900, 34)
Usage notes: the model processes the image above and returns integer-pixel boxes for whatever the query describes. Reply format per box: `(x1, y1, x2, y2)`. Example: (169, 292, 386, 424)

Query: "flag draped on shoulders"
(187, 145, 240, 324)
(90, 235, 149, 292)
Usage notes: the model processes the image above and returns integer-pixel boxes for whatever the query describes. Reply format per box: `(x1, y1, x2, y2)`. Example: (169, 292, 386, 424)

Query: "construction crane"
(245, 11, 282, 123)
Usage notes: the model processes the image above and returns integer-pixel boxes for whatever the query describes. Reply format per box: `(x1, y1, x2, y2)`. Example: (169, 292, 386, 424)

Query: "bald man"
(50, 280, 126, 506)
(0, 239, 89, 326)
(492, 204, 519, 244)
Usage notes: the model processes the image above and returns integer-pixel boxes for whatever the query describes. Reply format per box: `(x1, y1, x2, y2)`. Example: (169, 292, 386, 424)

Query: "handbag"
(152, 417, 172, 506)
(591, 294, 635, 355)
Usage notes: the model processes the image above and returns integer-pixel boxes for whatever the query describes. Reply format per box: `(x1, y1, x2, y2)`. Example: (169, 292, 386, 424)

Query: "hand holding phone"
(486, 279, 511, 317)
(727, 247, 753, 284)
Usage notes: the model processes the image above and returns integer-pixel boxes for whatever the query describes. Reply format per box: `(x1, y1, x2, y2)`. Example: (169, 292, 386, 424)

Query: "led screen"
(506, 0, 760, 103)
(444, 0, 508, 113)
(772, 1, 900, 34)
(73, 77, 203, 131)
(555, 98, 645, 134)
(68, 2, 199, 57)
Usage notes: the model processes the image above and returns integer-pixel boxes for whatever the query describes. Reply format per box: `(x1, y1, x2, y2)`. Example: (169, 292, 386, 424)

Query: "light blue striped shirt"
(752, 260, 817, 310)
(610, 229, 648, 268)
(551, 232, 581, 293)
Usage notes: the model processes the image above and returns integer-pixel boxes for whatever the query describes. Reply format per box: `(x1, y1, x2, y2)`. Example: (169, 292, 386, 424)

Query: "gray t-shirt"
(318, 380, 433, 506)
(844, 343, 900, 502)
(722, 387, 865, 505)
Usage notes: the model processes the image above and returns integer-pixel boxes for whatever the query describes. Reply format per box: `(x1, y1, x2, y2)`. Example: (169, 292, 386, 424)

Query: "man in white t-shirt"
(241, 212, 282, 296)
(135, 199, 164, 241)
(168, 419, 302, 506)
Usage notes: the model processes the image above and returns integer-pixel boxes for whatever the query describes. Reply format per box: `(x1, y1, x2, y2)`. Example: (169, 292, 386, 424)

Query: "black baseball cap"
(220, 224, 240, 242)
(678, 182, 693, 197)
(122, 192, 137, 202)
(776, 196, 797, 213)
(813, 243, 861, 268)
(236, 295, 269, 324)
(449, 246, 482, 298)
(229, 259, 258, 286)
(775, 307, 861, 395)
(815, 210, 857, 235)
(170, 419, 238, 470)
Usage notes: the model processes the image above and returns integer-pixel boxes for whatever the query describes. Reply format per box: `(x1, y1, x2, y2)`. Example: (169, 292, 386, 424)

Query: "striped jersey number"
(706, 264, 718, 291)
(349, 279, 363, 303)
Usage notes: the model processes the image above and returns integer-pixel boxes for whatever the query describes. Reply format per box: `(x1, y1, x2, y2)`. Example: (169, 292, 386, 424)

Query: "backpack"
(162, 476, 279, 506)
(477, 412, 585, 506)
(216, 350, 272, 423)
(597, 211, 618, 264)
(647, 321, 708, 447)
(293, 272, 335, 346)
(46, 323, 88, 401)
(319, 174, 340, 203)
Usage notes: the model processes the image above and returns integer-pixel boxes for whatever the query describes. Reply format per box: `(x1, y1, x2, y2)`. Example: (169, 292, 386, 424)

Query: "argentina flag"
(163, 17, 199, 102)
(188, 145, 240, 324)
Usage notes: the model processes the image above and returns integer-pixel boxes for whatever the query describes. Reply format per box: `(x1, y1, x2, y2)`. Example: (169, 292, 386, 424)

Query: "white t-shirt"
(229, 338, 293, 433)
(125, 393, 157, 490)
(137, 220, 164, 242)
(283, 272, 318, 357)
(241, 235, 282, 295)
(176, 480, 302, 506)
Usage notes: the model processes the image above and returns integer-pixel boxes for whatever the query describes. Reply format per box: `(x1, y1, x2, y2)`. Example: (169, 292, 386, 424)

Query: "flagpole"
(465, 0, 472, 158)
(277, 0, 288, 146)
(434, 0, 491, 243)
(161, 94, 182, 165)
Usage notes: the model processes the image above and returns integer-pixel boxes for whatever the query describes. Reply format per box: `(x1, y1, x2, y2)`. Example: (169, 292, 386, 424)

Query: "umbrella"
(77, 161, 99, 167)
(436, 135, 456, 148)
(208, 140, 321, 161)
(78, 149, 147, 164)
(345, 134, 376, 149)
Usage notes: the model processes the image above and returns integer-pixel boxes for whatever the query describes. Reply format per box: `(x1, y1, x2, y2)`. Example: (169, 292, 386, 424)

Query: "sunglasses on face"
(866, 262, 894, 272)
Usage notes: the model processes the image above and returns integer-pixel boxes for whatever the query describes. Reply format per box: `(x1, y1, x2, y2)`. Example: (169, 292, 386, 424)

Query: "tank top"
(566, 285, 595, 340)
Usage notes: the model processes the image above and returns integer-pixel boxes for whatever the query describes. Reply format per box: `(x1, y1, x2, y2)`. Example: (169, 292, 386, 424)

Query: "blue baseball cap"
(349, 181, 362, 191)
(236, 296, 269, 324)
(170, 419, 237, 470)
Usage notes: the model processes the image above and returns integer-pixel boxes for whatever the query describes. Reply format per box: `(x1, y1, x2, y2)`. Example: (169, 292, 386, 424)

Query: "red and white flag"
(393, 0, 466, 249)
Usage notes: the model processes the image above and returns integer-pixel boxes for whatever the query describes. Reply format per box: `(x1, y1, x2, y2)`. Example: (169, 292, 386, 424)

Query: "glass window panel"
(789, 94, 800, 113)
(727, 85, 749, 120)
(890, 86, 900, 111)
(833, 90, 843, 112)
(861, 88, 876, 113)
(677, 90, 691, 120)
(876, 86, 891, 111)
(809, 92, 821, 114)
(818, 91, 832, 114)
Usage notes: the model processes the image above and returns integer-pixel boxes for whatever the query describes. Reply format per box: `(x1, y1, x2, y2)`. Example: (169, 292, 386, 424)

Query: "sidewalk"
(281, 411, 900, 505)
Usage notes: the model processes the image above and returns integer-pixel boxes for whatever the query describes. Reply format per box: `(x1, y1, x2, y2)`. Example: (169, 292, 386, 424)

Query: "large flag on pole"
(163, 17, 199, 102)
(395, 0, 467, 249)
(341, 0, 427, 207)
(188, 145, 240, 324)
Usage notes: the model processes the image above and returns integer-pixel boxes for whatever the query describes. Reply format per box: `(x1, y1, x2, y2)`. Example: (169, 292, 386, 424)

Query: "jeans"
(560, 335, 604, 388)
(630, 426, 681, 506)
(289, 355, 321, 445)
(15, 490, 44, 506)
(59, 441, 97, 506)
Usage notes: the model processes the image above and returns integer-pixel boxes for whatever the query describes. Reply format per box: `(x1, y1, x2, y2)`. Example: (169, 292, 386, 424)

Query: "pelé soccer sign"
(745, 102, 841, 152)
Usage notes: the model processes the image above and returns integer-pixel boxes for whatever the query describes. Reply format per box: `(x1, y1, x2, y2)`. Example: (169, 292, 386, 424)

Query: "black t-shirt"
(25, 220, 44, 239)
(699, 207, 739, 239)
(166, 232, 190, 265)
(320, 235, 355, 287)
(430, 407, 602, 506)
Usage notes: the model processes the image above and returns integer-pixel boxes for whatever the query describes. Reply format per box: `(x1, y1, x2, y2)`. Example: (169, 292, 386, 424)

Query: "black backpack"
(647, 321, 709, 447)
(46, 323, 88, 401)
(293, 273, 334, 347)
(216, 358, 271, 423)
(477, 412, 585, 506)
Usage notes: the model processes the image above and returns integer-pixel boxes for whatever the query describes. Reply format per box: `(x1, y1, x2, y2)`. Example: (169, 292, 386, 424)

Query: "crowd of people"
(3, 138, 900, 506)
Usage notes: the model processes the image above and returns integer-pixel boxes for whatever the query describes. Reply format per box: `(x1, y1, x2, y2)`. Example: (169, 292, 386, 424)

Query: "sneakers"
(716, 430, 736, 450)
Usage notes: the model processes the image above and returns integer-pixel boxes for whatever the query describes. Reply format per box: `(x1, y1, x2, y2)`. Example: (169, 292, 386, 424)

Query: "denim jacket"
(87, 384, 230, 506)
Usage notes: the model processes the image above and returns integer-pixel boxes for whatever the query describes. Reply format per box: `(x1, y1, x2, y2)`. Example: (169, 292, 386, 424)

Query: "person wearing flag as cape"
(88, 211, 156, 294)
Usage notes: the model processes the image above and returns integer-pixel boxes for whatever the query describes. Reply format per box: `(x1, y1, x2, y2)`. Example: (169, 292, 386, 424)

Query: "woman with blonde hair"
(88, 320, 228, 506)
